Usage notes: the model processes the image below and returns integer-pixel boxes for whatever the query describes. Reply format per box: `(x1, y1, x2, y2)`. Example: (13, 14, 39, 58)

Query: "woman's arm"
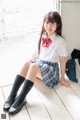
(59, 56, 70, 87)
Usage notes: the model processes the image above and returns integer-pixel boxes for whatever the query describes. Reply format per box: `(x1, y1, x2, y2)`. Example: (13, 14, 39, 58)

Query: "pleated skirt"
(31, 59, 59, 89)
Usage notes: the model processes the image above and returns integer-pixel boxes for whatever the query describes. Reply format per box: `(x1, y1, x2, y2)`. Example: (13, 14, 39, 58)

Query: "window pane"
(0, 0, 57, 43)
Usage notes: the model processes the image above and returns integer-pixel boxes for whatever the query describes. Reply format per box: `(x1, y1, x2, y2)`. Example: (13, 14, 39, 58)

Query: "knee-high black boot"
(3, 75, 25, 111)
(9, 80, 34, 115)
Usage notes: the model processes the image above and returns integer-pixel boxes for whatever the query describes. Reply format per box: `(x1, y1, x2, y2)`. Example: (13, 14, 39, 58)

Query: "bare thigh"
(36, 66, 43, 80)
(34, 77, 51, 94)
(19, 59, 43, 81)
(26, 62, 43, 81)
(19, 60, 32, 77)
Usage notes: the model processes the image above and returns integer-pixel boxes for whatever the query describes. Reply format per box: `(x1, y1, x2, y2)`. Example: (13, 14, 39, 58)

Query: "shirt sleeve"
(56, 38, 68, 57)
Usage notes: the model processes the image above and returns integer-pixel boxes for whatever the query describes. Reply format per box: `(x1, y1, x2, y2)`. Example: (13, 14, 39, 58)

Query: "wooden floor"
(0, 42, 80, 120)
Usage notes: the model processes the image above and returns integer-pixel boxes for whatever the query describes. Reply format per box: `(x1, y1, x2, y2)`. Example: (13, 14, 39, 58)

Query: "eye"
(45, 20, 49, 24)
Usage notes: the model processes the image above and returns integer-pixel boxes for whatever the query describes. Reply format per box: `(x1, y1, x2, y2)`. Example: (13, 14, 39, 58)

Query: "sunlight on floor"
(0, 40, 36, 87)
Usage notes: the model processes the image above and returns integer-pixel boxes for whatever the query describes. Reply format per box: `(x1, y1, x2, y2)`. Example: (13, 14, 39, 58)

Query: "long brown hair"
(38, 11, 62, 54)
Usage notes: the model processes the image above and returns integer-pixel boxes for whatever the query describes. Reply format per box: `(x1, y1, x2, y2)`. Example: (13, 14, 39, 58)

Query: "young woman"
(3, 11, 70, 115)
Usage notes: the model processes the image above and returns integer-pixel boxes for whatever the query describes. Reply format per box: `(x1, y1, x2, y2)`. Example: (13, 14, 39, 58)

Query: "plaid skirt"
(31, 59, 59, 89)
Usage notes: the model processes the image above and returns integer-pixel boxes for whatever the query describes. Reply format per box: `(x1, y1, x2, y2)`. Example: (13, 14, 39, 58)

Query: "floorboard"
(0, 42, 80, 120)
(54, 83, 80, 120)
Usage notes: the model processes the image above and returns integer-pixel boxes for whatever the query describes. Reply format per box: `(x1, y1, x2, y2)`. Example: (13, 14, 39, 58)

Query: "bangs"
(45, 14, 55, 24)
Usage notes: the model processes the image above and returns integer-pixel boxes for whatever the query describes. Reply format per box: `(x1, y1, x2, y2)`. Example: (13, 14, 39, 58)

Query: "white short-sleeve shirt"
(39, 33, 68, 63)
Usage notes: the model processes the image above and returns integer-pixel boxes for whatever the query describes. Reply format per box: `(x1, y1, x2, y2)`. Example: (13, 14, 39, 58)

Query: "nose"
(47, 24, 51, 29)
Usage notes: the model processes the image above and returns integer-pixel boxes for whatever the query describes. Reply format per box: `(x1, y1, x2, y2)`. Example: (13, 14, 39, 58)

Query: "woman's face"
(44, 19, 57, 37)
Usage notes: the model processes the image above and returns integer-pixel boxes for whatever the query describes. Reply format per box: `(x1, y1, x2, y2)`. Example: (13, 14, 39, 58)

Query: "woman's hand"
(60, 79, 70, 87)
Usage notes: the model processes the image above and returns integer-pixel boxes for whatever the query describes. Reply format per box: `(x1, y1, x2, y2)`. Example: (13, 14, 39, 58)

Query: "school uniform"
(3, 33, 68, 115)
(31, 33, 67, 88)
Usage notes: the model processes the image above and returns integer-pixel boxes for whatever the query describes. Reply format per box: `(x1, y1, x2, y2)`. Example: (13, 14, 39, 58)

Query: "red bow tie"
(41, 37, 52, 47)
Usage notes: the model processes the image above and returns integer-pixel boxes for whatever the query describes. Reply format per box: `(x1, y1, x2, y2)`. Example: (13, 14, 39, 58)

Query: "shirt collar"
(49, 33, 57, 41)
(42, 32, 57, 41)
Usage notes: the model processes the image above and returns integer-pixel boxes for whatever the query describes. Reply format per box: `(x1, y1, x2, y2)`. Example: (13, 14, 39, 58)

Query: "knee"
(23, 60, 32, 68)
(29, 63, 38, 71)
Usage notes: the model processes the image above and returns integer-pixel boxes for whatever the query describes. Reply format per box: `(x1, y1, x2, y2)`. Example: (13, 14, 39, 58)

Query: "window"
(0, 0, 59, 44)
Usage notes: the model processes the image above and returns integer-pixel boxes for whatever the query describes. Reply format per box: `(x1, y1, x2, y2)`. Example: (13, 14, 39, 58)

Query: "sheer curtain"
(0, 0, 60, 44)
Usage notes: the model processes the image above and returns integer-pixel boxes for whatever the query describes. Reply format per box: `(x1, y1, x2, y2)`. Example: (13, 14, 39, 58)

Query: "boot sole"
(3, 97, 17, 112)
(9, 100, 26, 115)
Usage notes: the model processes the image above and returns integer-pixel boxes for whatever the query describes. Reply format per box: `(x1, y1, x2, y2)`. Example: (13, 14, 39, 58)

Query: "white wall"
(61, 1, 80, 59)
